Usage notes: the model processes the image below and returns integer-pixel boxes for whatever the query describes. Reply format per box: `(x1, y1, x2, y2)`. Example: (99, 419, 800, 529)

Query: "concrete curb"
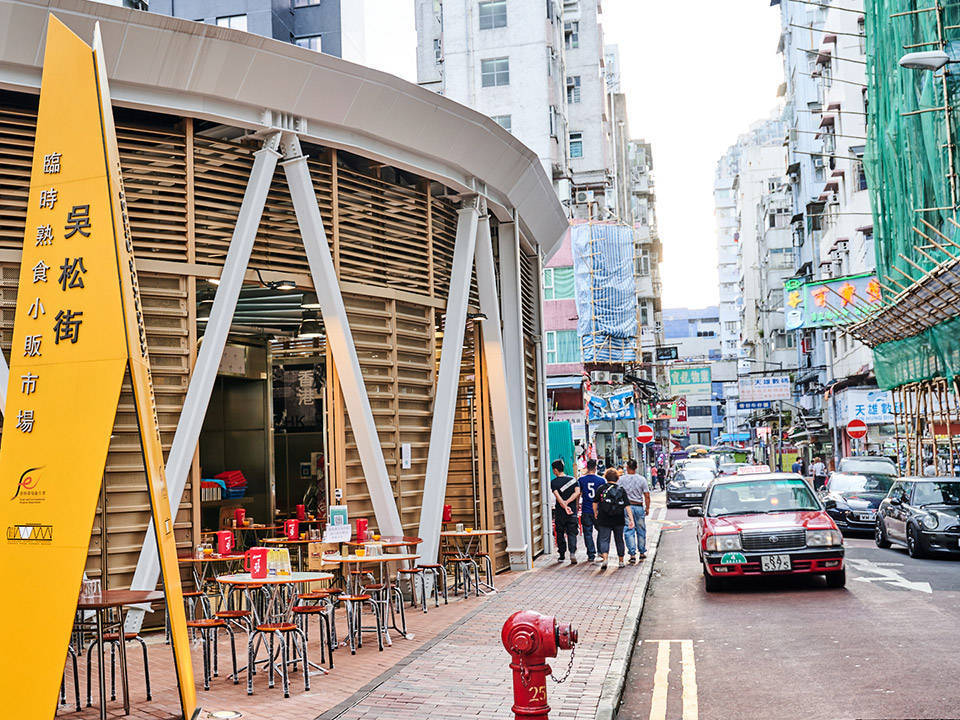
(594, 511, 664, 720)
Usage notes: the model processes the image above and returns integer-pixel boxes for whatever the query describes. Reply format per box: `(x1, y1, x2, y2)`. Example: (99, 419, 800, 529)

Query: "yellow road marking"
(648, 640, 671, 720)
(645, 639, 699, 720)
(681, 639, 699, 720)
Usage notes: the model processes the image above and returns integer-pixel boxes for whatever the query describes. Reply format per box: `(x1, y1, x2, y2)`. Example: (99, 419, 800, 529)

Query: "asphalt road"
(618, 504, 960, 720)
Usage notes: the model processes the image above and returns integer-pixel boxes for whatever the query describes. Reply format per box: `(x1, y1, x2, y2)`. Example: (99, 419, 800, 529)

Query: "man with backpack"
(551, 459, 581, 564)
(593, 468, 634, 570)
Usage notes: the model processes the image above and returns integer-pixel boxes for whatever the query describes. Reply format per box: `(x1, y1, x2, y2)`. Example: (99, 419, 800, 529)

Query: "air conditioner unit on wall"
(576, 190, 594, 204)
(590, 370, 611, 383)
(610, 373, 624, 383)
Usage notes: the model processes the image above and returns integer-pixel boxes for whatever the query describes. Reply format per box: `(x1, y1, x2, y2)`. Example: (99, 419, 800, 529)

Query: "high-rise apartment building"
(415, 0, 570, 198)
(149, 0, 366, 62)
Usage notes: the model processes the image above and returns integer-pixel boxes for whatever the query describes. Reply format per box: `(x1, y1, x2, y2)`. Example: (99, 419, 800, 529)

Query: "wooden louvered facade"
(0, 88, 548, 587)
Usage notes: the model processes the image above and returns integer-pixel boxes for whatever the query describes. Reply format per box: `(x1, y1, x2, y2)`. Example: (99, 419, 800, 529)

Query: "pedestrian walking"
(593, 468, 633, 570)
(578, 459, 605, 562)
(619, 459, 651, 563)
(811, 456, 827, 490)
(551, 459, 580, 564)
(791, 457, 803, 475)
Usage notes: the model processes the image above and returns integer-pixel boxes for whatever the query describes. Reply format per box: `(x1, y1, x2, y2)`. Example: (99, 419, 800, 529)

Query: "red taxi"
(688, 469, 845, 591)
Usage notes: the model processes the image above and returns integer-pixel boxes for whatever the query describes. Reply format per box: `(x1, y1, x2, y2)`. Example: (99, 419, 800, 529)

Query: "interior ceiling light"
(297, 318, 324, 339)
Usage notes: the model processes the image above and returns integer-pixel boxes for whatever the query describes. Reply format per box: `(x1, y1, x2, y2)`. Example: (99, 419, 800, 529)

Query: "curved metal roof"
(0, 0, 568, 255)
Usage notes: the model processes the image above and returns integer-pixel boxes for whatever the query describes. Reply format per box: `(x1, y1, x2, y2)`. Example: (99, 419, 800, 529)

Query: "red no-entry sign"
(846, 419, 868, 439)
(637, 424, 655, 444)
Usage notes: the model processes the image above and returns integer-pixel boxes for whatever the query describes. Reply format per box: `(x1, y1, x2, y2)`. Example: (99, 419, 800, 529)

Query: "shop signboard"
(587, 386, 635, 420)
(669, 366, 712, 397)
(676, 396, 688, 422)
(835, 387, 898, 426)
(0, 18, 196, 717)
(738, 400, 772, 410)
(738, 375, 792, 402)
(784, 272, 883, 330)
(647, 400, 677, 420)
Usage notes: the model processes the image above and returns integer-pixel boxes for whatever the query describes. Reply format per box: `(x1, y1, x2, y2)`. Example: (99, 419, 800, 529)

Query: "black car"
(667, 468, 716, 508)
(837, 456, 897, 475)
(875, 477, 960, 557)
(819, 471, 896, 533)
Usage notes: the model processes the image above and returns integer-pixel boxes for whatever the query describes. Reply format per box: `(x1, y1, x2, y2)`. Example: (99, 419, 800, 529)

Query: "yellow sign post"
(0, 16, 197, 718)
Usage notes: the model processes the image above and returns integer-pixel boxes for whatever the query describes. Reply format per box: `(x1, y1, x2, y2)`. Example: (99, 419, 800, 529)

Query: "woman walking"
(593, 468, 634, 570)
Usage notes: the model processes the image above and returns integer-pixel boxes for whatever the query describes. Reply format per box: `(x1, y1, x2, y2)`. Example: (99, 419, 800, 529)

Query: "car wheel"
(907, 525, 927, 559)
(874, 518, 891, 548)
(825, 568, 846, 588)
(703, 565, 723, 592)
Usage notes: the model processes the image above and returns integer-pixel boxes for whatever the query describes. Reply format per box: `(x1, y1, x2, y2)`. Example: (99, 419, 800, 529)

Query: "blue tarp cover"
(571, 223, 638, 362)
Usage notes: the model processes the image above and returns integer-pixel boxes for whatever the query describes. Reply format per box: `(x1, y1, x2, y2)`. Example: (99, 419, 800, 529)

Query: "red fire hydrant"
(501, 610, 578, 720)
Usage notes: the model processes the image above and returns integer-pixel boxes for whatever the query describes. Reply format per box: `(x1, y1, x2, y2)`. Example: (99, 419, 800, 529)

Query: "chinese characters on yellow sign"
(0, 16, 196, 719)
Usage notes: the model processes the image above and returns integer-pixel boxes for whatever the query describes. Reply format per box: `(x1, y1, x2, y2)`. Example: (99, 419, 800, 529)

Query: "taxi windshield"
(706, 479, 819, 517)
(828, 474, 894, 494)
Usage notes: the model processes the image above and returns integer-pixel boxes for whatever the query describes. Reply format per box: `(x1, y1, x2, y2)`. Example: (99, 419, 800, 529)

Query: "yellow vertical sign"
(0, 16, 196, 718)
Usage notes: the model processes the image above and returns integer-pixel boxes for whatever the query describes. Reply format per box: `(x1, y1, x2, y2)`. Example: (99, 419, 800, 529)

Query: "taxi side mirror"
(823, 498, 837, 510)
(888, 497, 902, 506)
(687, 507, 703, 517)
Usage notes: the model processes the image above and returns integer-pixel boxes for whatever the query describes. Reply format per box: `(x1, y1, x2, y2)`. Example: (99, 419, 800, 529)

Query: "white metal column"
(0, 348, 8, 416)
(416, 202, 480, 565)
(475, 215, 529, 569)
(496, 220, 532, 565)
(126, 135, 281, 632)
(280, 135, 402, 536)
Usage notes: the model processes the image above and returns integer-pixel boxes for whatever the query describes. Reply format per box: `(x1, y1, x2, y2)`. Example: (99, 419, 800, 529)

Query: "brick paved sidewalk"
(323, 504, 666, 720)
(55, 503, 664, 720)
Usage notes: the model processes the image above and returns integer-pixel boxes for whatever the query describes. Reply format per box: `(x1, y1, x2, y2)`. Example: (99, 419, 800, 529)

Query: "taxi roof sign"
(736, 464, 772, 475)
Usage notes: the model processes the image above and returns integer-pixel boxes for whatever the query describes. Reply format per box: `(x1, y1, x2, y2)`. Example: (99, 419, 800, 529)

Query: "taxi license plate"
(857, 512, 875, 522)
(685, 493, 699, 498)
(760, 554, 791, 572)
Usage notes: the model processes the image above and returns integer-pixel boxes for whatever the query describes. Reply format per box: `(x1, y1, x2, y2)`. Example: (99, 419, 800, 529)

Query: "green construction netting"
(865, 0, 960, 388)
(874, 313, 960, 388)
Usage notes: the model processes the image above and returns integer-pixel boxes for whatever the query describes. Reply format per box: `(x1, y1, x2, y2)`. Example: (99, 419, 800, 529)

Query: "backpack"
(598, 483, 628, 517)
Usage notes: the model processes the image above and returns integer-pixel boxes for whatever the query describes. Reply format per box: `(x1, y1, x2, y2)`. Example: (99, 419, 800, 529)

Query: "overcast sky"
(363, 1, 784, 310)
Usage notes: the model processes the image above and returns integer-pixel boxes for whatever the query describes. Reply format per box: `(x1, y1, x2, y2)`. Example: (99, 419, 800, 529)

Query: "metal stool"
(473, 552, 496, 590)
(292, 604, 334, 669)
(340, 593, 383, 654)
(248, 622, 310, 698)
(418, 563, 448, 606)
(397, 568, 428, 613)
(444, 552, 480, 597)
(60, 645, 80, 712)
(185, 618, 238, 691)
(214, 608, 253, 636)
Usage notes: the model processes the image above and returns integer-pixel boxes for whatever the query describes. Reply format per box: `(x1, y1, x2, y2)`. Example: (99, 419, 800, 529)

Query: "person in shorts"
(578, 459, 605, 562)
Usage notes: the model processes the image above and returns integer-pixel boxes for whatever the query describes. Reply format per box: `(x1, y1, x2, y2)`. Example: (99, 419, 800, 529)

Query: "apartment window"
(294, 0, 321, 5)
(545, 330, 580, 364)
(724, 321, 738, 333)
(434, 38, 442, 62)
(636, 248, 650, 277)
(569, 132, 583, 159)
(549, 105, 561, 138)
(564, 21, 579, 49)
(858, 17, 866, 54)
(216, 14, 247, 31)
(543, 266, 574, 300)
(566, 75, 581, 104)
(295, 35, 322, 52)
(774, 331, 796, 349)
(479, 0, 507, 29)
(640, 304, 649, 326)
(688, 405, 713, 417)
(481, 57, 510, 87)
(492, 114, 512, 133)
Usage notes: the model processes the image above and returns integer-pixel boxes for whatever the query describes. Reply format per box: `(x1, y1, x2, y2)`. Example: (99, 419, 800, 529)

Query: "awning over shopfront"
(547, 375, 584, 390)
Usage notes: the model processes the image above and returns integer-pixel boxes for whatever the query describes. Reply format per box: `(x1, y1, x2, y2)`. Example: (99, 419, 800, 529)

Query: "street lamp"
(899, 50, 950, 71)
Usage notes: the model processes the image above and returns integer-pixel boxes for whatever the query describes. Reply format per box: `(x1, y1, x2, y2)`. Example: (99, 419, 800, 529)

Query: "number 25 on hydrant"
(501, 610, 578, 720)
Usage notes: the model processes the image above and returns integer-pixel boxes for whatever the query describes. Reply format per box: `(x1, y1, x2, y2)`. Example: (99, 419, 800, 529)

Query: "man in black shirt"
(551, 459, 581, 564)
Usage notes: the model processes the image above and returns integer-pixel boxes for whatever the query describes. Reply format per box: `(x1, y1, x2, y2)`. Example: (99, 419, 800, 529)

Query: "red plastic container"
(355, 518, 368, 541)
(245, 547, 268, 579)
(215, 530, 234, 555)
(296, 504, 306, 521)
(234, 507, 245, 527)
(284, 519, 299, 541)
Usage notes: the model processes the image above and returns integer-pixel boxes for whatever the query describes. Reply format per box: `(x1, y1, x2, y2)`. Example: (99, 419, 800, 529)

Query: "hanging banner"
(0, 17, 196, 718)
(834, 387, 899, 426)
(587, 386, 636, 420)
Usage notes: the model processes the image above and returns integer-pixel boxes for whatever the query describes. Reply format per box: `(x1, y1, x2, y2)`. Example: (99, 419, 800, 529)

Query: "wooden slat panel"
(525, 339, 544, 557)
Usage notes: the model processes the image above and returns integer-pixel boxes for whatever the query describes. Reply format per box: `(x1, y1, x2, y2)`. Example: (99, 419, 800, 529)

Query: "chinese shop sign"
(784, 272, 883, 330)
(0, 18, 196, 718)
(669, 366, 711, 397)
